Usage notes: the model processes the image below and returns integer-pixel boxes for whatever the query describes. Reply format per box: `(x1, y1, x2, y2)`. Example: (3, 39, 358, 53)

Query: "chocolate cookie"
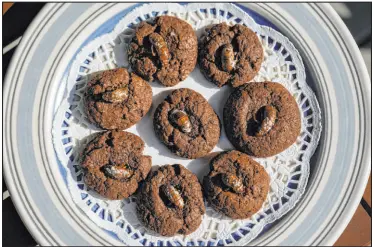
(84, 68, 152, 130)
(137, 164, 205, 236)
(224, 82, 301, 157)
(80, 131, 152, 200)
(153, 88, 221, 159)
(198, 23, 264, 87)
(128, 16, 198, 87)
(203, 150, 270, 219)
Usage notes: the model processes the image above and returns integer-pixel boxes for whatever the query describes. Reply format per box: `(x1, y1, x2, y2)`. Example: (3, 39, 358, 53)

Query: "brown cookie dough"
(153, 88, 221, 159)
(203, 150, 270, 219)
(137, 164, 205, 236)
(223, 82, 301, 157)
(128, 16, 198, 87)
(80, 131, 152, 200)
(198, 23, 264, 88)
(84, 68, 152, 130)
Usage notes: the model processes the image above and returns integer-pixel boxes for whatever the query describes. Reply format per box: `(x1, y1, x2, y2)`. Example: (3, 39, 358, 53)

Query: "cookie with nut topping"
(137, 164, 205, 236)
(153, 88, 221, 159)
(84, 68, 152, 130)
(223, 82, 301, 157)
(203, 150, 270, 219)
(128, 15, 198, 87)
(198, 22, 264, 87)
(80, 131, 152, 200)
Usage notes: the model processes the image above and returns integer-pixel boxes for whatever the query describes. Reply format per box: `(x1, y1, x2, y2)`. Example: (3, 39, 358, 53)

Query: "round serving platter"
(3, 3, 371, 246)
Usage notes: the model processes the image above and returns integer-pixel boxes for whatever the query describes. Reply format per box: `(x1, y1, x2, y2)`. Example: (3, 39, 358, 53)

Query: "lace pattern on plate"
(52, 3, 322, 246)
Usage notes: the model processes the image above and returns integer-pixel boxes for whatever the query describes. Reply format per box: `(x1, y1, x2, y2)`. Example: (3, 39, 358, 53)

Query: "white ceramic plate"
(3, 3, 371, 246)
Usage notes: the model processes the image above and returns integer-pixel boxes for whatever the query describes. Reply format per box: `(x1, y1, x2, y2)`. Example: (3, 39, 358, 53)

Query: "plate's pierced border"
(52, 3, 322, 246)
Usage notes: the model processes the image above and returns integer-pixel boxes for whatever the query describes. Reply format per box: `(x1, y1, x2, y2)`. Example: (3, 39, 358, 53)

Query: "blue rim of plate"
(3, 3, 371, 246)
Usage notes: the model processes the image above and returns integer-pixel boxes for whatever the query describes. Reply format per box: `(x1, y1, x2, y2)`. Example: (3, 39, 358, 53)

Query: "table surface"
(2, 3, 371, 246)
